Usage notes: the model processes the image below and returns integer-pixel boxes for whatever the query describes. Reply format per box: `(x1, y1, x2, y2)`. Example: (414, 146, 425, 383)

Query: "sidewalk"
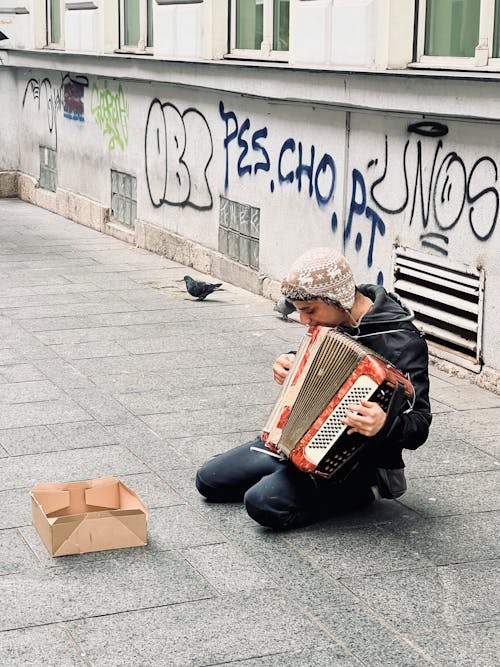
(0, 198, 498, 666)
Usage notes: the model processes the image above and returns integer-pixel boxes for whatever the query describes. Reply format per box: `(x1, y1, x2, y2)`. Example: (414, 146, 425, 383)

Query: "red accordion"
(262, 326, 414, 479)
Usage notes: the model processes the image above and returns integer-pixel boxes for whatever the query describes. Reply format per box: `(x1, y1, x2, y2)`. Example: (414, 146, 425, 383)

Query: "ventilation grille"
(393, 247, 484, 371)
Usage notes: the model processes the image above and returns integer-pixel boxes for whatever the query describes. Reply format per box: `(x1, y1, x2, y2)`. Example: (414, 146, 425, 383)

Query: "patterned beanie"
(281, 247, 356, 311)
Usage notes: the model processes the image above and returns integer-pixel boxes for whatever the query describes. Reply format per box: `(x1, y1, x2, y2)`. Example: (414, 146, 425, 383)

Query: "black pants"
(195, 436, 376, 529)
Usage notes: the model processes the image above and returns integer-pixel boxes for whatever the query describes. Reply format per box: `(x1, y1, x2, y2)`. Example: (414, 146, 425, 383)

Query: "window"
(231, 0, 289, 59)
(46, 0, 64, 47)
(111, 170, 137, 228)
(120, 0, 153, 51)
(39, 146, 57, 192)
(417, 0, 500, 68)
(219, 196, 260, 270)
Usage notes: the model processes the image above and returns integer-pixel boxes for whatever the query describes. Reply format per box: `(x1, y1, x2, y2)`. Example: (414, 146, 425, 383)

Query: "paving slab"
(0, 444, 147, 490)
(340, 560, 500, 631)
(0, 626, 86, 667)
(400, 470, 500, 516)
(310, 603, 437, 667)
(404, 437, 499, 477)
(65, 592, 332, 667)
(0, 551, 215, 632)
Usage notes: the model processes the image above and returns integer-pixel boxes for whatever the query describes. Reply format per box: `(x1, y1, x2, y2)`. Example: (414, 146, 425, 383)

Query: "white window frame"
(118, 0, 153, 54)
(415, 0, 500, 70)
(229, 0, 290, 62)
(46, 0, 65, 49)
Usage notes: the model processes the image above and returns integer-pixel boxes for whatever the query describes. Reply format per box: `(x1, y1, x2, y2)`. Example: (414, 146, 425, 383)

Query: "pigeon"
(183, 275, 223, 301)
(273, 297, 296, 321)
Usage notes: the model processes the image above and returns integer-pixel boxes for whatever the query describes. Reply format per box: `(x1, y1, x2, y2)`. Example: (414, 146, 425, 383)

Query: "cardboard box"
(31, 477, 148, 557)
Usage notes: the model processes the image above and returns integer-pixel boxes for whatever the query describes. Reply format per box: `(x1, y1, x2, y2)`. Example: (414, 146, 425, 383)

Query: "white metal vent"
(393, 247, 484, 372)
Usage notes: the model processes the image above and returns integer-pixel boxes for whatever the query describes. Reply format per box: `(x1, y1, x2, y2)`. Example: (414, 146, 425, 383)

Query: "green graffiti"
(90, 81, 129, 151)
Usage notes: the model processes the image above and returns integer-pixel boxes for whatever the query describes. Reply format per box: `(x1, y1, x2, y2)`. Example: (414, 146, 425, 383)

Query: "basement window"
(219, 196, 260, 270)
(39, 146, 57, 192)
(393, 246, 485, 372)
(110, 170, 137, 227)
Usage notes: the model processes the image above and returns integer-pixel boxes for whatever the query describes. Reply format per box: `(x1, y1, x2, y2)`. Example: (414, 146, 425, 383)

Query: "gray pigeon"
(273, 297, 296, 321)
(183, 275, 223, 301)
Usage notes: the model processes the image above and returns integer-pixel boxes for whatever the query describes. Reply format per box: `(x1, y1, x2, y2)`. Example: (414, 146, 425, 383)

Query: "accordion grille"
(279, 331, 367, 450)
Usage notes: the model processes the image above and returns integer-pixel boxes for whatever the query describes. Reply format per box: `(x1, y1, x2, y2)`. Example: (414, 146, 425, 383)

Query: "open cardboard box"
(31, 477, 148, 557)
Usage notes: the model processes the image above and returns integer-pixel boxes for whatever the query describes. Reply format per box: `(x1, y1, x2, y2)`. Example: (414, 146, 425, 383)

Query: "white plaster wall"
(331, 0, 376, 66)
(291, 0, 377, 67)
(153, 2, 204, 59)
(65, 5, 101, 53)
(0, 68, 18, 170)
(14, 68, 500, 368)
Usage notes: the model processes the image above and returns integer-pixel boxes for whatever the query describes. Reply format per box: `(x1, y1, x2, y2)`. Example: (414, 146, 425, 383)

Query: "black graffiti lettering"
(420, 232, 449, 255)
(252, 127, 270, 175)
(314, 153, 336, 206)
(365, 206, 386, 268)
(182, 108, 214, 210)
(467, 157, 499, 241)
(408, 121, 449, 138)
(144, 99, 167, 208)
(144, 100, 213, 210)
(237, 118, 252, 177)
(295, 142, 315, 196)
(219, 101, 238, 190)
(409, 139, 443, 228)
(433, 152, 466, 231)
(345, 168, 366, 245)
(370, 137, 410, 215)
(278, 138, 295, 184)
(22, 73, 89, 149)
(163, 103, 190, 206)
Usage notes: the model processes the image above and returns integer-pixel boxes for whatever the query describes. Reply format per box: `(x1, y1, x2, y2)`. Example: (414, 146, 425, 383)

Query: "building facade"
(1, 0, 500, 390)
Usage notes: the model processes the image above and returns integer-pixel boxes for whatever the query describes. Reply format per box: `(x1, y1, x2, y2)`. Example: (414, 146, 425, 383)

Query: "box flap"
(30, 489, 70, 515)
(85, 479, 120, 509)
(52, 513, 147, 556)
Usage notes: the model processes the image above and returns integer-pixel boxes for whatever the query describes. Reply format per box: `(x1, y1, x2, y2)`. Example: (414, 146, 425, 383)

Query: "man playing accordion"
(196, 248, 431, 529)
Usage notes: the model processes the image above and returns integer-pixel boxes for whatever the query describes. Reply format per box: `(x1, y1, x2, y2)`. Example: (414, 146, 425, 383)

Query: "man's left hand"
(342, 400, 387, 437)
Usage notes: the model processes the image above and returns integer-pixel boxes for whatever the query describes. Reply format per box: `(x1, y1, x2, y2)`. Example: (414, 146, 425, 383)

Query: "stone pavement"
(0, 198, 498, 667)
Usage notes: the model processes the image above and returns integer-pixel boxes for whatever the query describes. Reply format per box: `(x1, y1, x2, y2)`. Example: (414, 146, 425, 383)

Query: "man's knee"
(195, 461, 244, 502)
(195, 466, 214, 499)
(243, 485, 294, 529)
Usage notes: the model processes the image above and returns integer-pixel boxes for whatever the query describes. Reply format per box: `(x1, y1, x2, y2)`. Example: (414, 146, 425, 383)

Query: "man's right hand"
(272, 353, 296, 385)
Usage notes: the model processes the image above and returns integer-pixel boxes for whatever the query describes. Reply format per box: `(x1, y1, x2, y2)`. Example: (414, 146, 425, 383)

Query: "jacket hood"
(341, 284, 414, 336)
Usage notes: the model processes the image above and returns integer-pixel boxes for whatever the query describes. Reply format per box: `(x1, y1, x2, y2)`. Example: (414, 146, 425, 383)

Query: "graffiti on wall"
(219, 101, 338, 225)
(90, 81, 129, 151)
(22, 74, 89, 146)
(345, 120, 499, 281)
(144, 99, 213, 210)
(217, 103, 497, 282)
(63, 79, 85, 122)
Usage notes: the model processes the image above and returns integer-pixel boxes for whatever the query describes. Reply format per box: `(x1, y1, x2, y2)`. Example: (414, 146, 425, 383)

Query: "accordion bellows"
(262, 326, 414, 478)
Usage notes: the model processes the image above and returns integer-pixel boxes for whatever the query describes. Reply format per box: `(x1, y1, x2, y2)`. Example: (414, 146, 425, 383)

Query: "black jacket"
(339, 284, 432, 469)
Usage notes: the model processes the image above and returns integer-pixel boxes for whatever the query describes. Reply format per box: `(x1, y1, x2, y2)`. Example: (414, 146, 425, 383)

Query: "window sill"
(224, 52, 288, 65)
(114, 48, 154, 56)
(409, 60, 500, 75)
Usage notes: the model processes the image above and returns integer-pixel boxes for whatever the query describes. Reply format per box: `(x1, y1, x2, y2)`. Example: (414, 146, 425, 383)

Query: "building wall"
(9, 65, 500, 377)
(0, 68, 18, 172)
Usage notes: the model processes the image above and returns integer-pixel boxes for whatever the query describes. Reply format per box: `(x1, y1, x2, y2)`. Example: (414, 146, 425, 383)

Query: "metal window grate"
(111, 170, 137, 227)
(393, 246, 484, 372)
(219, 196, 260, 270)
(39, 146, 57, 192)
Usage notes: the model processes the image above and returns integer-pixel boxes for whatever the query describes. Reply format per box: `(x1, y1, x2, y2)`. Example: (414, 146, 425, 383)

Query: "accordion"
(262, 326, 414, 479)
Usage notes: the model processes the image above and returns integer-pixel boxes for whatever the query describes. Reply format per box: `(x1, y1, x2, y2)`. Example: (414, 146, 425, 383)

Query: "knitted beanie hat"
(281, 247, 356, 311)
